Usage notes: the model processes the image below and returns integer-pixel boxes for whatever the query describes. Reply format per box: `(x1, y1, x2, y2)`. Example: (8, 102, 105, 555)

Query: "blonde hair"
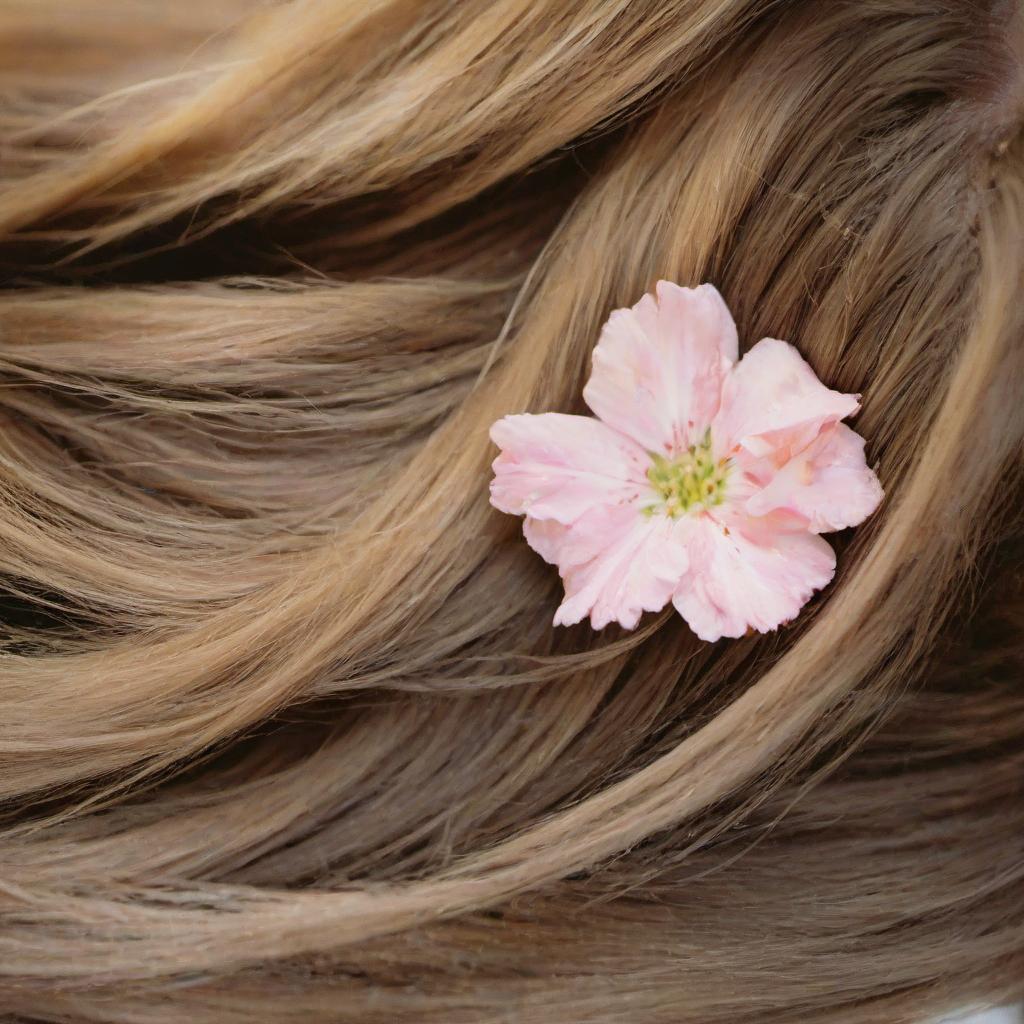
(1, 1, 1023, 1020)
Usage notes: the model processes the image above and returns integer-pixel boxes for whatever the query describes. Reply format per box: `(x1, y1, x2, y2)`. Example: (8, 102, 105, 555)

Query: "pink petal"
(745, 422, 884, 533)
(671, 512, 836, 642)
(583, 282, 738, 454)
(712, 338, 860, 463)
(522, 516, 569, 565)
(553, 505, 690, 630)
(490, 413, 648, 524)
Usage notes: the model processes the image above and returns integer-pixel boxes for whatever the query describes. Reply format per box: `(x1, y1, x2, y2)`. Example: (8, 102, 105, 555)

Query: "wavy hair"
(0, 1, 1022, 1021)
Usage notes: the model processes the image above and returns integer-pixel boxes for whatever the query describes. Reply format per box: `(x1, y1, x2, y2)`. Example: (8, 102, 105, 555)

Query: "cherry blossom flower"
(489, 282, 883, 641)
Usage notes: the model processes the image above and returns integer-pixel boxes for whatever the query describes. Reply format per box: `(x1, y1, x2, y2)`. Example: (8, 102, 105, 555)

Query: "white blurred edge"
(938, 1007, 1023, 1024)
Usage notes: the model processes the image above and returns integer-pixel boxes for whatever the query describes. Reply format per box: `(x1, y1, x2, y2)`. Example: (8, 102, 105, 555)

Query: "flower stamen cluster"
(644, 432, 729, 518)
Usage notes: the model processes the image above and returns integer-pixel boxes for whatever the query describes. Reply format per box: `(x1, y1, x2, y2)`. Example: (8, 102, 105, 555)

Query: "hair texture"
(0, 1, 1023, 1021)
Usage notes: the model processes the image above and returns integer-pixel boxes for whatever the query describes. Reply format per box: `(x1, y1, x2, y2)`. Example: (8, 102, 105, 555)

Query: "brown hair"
(0, 1, 1023, 1020)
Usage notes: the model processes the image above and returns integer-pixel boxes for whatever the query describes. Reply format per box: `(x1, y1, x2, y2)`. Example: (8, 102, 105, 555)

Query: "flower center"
(642, 431, 729, 519)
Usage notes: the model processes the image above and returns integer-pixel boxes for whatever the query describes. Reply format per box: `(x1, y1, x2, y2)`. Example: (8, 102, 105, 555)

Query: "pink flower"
(489, 282, 883, 641)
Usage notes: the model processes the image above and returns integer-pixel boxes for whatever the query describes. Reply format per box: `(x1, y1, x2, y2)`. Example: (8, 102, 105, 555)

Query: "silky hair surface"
(0, 1, 1023, 1021)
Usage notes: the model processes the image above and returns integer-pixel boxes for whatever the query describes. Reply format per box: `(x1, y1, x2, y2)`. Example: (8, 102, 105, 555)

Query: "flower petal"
(712, 338, 860, 462)
(522, 516, 569, 565)
(552, 505, 690, 630)
(490, 413, 648, 524)
(671, 512, 836, 642)
(745, 422, 884, 533)
(583, 282, 738, 454)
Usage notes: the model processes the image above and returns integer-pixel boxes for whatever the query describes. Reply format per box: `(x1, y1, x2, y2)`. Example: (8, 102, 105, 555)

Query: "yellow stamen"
(644, 432, 730, 519)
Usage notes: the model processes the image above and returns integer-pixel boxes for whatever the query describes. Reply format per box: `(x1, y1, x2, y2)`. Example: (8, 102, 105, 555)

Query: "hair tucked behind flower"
(0, 2, 1022, 1022)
